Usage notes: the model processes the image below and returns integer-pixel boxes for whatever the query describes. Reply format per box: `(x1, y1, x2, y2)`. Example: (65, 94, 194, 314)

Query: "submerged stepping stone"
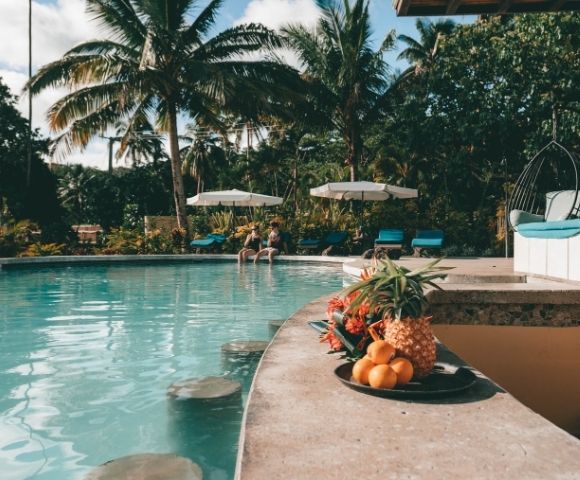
(85, 453, 202, 480)
(168, 376, 241, 401)
(268, 319, 286, 335)
(221, 340, 269, 356)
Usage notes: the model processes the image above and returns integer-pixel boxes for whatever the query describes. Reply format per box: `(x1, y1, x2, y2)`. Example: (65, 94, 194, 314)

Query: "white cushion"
(545, 190, 580, 221)
(510, 209, 544, 230)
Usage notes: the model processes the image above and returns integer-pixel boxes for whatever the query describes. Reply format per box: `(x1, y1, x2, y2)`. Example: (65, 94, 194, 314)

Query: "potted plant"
(323, 258, 450, 378)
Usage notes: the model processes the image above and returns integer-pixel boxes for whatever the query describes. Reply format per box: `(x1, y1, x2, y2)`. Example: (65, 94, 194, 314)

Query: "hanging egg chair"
(507, 140, 580, 230)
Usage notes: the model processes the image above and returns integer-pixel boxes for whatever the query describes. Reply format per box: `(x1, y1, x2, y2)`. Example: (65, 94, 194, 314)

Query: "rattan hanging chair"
(507, 140, 580, 230)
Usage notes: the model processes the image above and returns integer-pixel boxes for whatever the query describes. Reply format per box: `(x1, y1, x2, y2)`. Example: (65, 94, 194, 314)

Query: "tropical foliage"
(1, 9, 578, 258)
(284, 0, 396, 181)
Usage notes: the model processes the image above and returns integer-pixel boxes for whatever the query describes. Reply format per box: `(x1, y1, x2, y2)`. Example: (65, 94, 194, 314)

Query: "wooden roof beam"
(498, 0, 514, 13)
(446, 0, 463, 14)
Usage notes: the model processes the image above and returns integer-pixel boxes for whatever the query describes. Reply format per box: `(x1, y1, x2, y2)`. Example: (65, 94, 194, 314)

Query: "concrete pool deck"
(236, 256, 580, 479)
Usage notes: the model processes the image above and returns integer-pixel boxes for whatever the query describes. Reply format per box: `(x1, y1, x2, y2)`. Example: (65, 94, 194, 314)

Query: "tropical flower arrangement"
(322, 258, 451, 379)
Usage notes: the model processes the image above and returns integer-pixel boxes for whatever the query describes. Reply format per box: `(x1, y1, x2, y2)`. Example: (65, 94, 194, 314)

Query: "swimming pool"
(0, 262, 344, 479)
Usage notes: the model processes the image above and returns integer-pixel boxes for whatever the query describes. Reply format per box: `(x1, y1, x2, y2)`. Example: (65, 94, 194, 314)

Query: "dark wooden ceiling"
(393, 0, 580, 16)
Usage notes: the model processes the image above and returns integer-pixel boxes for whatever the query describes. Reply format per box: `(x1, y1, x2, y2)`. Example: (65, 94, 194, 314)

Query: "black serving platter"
(334, 362, 477, 399)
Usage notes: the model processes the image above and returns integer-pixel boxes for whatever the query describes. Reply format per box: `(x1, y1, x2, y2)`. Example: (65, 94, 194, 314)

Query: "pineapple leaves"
(341, 257, 451, 320)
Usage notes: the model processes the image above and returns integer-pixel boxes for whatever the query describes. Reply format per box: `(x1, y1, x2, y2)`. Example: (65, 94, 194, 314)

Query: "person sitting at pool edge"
(238, 225, 262, 262)
(254, 222, 288, 264)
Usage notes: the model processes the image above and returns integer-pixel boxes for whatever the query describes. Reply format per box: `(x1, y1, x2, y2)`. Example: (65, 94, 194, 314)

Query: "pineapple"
(345, 258, 450, 378)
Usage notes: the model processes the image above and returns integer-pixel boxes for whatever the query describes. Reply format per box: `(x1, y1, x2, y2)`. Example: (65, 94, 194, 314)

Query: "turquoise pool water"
(0, 262, 343, 480)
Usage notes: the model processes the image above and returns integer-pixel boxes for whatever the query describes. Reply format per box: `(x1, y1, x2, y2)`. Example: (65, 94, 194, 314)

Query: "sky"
(0, 0, 473, 170)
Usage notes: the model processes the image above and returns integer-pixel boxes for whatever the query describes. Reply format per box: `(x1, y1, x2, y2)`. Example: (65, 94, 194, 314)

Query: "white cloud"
(52, 140, 110, 171)
(0, 0, 105, 168)
(236, 0, 320, 31)
(236, 0, 321, 69)
(0, 0, 99, 72)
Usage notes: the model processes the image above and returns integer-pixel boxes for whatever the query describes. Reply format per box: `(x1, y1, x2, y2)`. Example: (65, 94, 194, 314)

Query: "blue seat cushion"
(325, 231, 348, 245)
(190, 238, 217, 247)
(376, 229, 404, 243)
(207, 233, 226, 244)
(518, 219, 580, 238)
(411, 238, 444, 248)
(299, 239, 320, 247)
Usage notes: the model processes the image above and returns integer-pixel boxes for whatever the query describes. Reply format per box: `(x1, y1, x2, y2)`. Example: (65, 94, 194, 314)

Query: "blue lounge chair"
(190, 233, 227, 252)
(373, 228, 404, 259)
(298, 231, 348, 254)
(411, 230, 444, 257)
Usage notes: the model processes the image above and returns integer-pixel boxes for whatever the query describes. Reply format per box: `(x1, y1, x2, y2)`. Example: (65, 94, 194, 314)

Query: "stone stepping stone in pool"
(167, 376, 242, 402)
(268, 319, 287, 335)
(221, 340, 270, 356)
(85, 453, 202, 480)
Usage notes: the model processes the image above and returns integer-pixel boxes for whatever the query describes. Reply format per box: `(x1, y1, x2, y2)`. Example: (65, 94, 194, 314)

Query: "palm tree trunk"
(26, 0, 32, 186)
(167, 100, 190, 239)
(345, 130, 360, 182)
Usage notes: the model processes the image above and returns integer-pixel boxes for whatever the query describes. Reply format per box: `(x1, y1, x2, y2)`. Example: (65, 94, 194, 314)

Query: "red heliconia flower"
(320, 330, 343, 351)
(356, 301, 370, 318)
(344, 315, 366, 336)
(326, 296, 345, 321)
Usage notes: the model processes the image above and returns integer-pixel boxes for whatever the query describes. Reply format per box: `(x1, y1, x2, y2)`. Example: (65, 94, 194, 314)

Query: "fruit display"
(323, 258, 450, 379)
(351, 338, 415, 389)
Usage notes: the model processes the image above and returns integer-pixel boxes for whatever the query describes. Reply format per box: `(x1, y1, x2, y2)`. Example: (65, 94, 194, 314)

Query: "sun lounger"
(411, 230, 444, 257)
(373, 228, 404, 259)
(190, 233, 227, 252)
(298, 231, 348, 254)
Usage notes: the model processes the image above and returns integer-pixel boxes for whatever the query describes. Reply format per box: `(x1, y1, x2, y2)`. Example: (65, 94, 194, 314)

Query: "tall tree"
(27, 0, 300, 237)
(397, 18, 455, 79)
(284, 0, 395, 181)
(180, 127, 226, 194)
(0, 79, 67, 237)
(114, 118, 167, 167)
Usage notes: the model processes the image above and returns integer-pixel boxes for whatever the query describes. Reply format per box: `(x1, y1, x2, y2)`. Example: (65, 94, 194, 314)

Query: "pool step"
(168, 376, 242, 401)
(269, 319, 287, 335)
(85, 453, 202, 479)
(221, 340, 270, 355)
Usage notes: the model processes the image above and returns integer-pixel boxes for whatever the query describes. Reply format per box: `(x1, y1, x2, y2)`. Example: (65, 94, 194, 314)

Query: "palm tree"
(284, 0, 395, 181)
(180, 127, 226, 194)
(27, 0, 300, 237)
(114, 119, 167, 167)
(397, 18, 455, 79)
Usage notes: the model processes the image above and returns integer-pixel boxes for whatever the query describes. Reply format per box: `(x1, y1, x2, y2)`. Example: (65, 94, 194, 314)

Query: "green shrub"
(20, 243, 67, 257)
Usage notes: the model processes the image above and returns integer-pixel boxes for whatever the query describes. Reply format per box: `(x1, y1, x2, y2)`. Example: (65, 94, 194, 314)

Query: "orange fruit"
(390, 357, 414, 385)
(352, 357, 376, 385)
(368, 364, 397, 389)
(366, 340, 395, 364)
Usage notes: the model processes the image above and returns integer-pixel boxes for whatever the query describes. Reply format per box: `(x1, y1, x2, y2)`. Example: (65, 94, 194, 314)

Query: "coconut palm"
(284, 0, 395, 181)
(26, 0, 300, 236)
(114, 119, 167, 167)
(180, 127, 226, 194)
(397, 18, 456, 79)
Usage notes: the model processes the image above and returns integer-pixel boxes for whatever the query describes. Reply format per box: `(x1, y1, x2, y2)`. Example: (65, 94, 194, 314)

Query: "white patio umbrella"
(187, 189, 283, 230)
(187, 189, 283, 207)
(310, 181, 418, 225)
